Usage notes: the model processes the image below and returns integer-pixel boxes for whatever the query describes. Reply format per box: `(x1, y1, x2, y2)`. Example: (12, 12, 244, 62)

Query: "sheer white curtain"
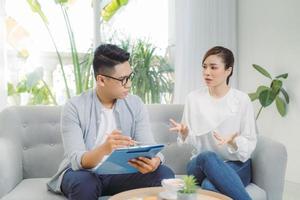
(0, 0, 7, 111)
(170, 0, 238, 104)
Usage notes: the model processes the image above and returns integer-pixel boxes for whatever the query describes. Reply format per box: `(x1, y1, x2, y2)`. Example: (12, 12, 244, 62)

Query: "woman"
(170, 46, 256, 200)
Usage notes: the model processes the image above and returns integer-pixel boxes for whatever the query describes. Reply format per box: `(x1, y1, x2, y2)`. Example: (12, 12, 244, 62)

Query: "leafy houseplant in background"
(177, 175, 198, 200)
(248, 64, 289, 120)
(120, 39, 174, 104)
(26, 0, 95, 99)
(7, 68, 57, 105)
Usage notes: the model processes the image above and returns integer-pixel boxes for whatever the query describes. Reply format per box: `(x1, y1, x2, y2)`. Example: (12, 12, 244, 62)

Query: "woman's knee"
(196, 151, 218, 167)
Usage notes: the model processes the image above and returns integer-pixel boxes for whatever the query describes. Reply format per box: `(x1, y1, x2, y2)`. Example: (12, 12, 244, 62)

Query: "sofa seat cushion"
(246, 183, 267, 200)
(1, 178, 65, 200)
(1, 178, 109, 200)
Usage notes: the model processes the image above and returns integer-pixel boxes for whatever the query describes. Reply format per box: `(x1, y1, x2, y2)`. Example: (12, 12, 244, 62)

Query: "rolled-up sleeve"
(61, 101, 87, 170)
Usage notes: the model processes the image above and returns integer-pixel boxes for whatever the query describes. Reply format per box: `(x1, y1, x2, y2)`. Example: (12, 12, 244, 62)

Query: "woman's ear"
(226, 67, 233, 76)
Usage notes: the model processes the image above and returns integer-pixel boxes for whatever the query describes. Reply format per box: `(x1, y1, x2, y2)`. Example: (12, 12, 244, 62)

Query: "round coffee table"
(109, 187, 232, 200)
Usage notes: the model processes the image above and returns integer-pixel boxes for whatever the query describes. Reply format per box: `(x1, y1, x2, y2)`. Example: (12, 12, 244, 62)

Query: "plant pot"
(177, 192, 197, 200)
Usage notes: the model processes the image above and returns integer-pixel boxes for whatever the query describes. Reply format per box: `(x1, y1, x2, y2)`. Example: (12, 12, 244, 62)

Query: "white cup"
(161, 178, 184, 193)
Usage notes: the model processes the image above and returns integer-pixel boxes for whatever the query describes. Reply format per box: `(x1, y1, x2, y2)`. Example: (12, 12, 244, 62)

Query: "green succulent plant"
(248, 64, 289, 120)
(178, 175, 198, 194)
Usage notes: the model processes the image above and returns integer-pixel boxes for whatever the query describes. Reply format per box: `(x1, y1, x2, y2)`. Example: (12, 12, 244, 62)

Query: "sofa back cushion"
(146, 104, 193, 174)
(1, 106, 64, 178)
(1, 104, 192, 178)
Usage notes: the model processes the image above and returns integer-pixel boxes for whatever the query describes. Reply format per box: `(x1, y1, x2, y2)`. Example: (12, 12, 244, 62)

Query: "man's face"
(96, 61, 133, 99)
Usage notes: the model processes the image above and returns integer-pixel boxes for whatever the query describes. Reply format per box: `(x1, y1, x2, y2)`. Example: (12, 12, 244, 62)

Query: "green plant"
(7, 68, 57, 105)
(179, 175, 197, 194)
(248, 64, 289, 120)
(24, 0, 130, 101)
(120, 39, 174, 104)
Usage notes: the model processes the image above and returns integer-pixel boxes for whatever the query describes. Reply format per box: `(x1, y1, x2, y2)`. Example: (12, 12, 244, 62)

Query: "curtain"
(0, 0, 7, 111)
(170, 0, 238, 104)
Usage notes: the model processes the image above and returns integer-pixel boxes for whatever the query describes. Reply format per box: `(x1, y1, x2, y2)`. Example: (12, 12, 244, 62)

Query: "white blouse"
(178, 87, 257, 162)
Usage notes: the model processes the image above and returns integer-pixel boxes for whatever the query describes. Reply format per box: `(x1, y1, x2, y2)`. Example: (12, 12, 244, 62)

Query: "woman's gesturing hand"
(213, 131, 238, 149)
(169, 118, 189, 138)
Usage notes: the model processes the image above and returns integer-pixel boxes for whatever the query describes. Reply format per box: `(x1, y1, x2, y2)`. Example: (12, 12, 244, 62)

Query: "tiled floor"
(283, 181, 300, 200)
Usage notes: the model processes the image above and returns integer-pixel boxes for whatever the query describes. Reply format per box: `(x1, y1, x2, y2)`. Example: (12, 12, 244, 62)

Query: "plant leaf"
(275, 73, 288, 79)
(259, 89, 275, 107)
(248, 92, 258, 101)
(7, 83, 16, 96)
(270, 79, 282, 95)
(252, 64, 272, 79)
(26, 0, 49, 24)
(276, 96, 286, 117)
(280, 88, 289, 104)
(256, 85, 269, 95)
(101, 0, 129, 22)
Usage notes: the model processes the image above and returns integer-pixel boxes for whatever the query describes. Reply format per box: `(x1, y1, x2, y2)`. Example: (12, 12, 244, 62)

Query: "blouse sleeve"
(227, 96, 257, 162)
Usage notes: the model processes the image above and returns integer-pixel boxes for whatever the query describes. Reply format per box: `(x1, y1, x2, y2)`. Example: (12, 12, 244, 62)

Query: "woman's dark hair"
(93, 44, 130, 79)
(202, 46, 234, 85)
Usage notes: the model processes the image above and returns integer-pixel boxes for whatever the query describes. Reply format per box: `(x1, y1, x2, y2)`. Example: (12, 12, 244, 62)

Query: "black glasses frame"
(99, 72, 134, 86)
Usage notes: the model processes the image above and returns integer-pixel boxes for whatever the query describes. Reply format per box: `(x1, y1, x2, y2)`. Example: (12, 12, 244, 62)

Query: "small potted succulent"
(177, 175, 198, 200)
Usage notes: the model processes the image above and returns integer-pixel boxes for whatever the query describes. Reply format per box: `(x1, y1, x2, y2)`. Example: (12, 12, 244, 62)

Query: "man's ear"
(96, 75, 105, 87)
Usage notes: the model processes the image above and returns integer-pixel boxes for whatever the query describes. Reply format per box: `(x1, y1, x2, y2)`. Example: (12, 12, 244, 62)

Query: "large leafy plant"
(7, 68, 57, 105)
(248, 64, 289, 120)
(21, 0, 125, 104)
(120, 39, 174, 104)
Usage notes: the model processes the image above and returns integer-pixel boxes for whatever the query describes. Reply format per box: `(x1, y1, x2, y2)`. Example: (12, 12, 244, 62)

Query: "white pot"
(177, 192, 197, 200)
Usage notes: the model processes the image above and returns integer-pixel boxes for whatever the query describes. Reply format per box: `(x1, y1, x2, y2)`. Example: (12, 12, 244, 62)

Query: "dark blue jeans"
(61, 165, 174, 200)
(187, 151, 252, 200)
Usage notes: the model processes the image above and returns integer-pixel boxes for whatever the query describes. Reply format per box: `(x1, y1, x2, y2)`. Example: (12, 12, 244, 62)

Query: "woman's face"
(202, 55, 232, 87)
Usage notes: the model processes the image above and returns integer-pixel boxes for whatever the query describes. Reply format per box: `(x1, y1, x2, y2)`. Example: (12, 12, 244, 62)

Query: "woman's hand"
(213, 131, 238, 148)
(128, 157, 161, 174)
(169, 118, 189, 138)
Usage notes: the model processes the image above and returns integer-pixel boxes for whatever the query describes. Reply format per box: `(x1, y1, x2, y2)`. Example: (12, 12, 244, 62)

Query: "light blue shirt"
(47, 88, 162, 193)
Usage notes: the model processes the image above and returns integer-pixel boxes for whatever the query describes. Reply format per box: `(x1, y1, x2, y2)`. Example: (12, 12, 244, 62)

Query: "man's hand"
(213, 131, 238, 148)
(128, 157, 161, 174)
(101, 129, 135, 155)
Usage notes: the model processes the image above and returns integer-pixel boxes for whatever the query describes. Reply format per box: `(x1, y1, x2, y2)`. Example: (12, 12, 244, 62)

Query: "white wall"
(238, 0, 300, 183)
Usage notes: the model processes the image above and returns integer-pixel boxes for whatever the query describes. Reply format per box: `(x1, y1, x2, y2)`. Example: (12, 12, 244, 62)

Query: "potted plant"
(248, 64, 289, 120)
(177, 175, 198, 200)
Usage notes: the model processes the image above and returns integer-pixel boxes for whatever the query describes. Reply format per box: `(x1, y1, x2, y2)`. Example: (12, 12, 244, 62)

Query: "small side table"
(109, 186, 232, 200)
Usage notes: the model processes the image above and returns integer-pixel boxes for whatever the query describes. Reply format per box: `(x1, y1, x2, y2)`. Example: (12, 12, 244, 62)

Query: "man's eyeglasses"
(100, 72, 135, 86)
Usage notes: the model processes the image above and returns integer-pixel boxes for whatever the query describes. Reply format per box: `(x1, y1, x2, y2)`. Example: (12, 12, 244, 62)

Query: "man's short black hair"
(93, 44, 130, 79)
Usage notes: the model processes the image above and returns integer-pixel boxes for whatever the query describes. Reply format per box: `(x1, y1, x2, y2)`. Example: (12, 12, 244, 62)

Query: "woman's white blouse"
(178, 87, 257, 162)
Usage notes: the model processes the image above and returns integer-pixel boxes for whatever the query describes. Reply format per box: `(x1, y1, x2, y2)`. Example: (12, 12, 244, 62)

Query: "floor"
(283, 181, 300, 200)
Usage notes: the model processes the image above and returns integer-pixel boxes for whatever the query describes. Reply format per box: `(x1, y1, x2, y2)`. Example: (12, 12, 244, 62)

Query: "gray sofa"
(0, 105, 287, 200)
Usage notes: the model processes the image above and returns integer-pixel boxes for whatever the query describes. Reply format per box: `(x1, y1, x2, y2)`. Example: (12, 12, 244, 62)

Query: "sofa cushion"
(1, 178, 65, 200)
(246, 183, 267, 200)
(1, 178, 109, 200)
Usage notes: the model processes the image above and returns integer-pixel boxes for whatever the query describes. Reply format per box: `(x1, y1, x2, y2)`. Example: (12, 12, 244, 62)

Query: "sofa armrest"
(0, 138, 23, 198)
(251, 135, 287, 200)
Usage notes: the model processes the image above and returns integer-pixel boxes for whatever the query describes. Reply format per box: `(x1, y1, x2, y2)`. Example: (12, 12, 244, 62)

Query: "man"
(47, 44, 174, 199)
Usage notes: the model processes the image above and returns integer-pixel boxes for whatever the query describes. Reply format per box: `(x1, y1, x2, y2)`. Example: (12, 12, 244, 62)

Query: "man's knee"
(62, 170, 101, 199)
(155, 165, 175, 179)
